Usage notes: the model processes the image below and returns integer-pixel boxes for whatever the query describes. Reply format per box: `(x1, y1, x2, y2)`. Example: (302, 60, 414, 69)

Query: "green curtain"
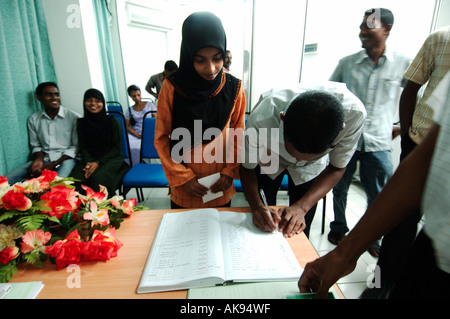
(0, 0, 57, 176)
(92, 0, 119, 102)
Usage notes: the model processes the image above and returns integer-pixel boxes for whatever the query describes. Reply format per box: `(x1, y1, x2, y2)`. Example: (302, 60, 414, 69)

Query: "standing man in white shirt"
(6, 82, 79, 184)
(328, 8, 411, 256)
(239, 82, 366, 238)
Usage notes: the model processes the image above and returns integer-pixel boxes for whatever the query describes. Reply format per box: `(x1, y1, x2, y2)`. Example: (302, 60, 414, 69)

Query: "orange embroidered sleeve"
(154, 80, 196, 188)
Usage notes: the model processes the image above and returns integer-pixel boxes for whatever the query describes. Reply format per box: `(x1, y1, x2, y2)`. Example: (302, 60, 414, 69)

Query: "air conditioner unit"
(126, 3, 172, 31)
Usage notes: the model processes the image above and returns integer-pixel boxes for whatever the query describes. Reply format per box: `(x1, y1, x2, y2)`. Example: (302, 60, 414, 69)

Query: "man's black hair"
(164, 60, 179, 72)
(283, 90, 345, 154)
(35, 82, 58, 96)
(364, 8, 394, 27)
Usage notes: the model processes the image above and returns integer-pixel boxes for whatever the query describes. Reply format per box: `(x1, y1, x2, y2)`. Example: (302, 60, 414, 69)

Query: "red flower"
(83, 234, 115, 261)
(45, 229, 85, 270)
(80, 185, 107, 205)
(83, 229, 123, 262)
(1, 187, 32, 211)
(20, 229, 52, 253)
(0, 246, 20, 265)
(0, 176, 8, 188)
(40, 185, 80, 219)
(38, 169, 58, 183)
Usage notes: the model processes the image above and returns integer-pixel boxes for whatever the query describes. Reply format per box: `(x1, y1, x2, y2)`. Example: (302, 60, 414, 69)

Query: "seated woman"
(70, 88, 129, 195)
(126, 84, 157, 166)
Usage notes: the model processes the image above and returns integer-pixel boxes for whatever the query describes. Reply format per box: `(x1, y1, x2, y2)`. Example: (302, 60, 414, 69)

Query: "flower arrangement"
(0, 170, 144, 283)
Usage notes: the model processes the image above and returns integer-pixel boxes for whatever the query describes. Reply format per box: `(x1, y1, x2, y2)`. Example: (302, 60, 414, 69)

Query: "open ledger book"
(137, 209, 302, 293)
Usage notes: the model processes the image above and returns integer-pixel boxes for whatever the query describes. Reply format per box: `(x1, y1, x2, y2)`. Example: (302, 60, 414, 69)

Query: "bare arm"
(399, 80, 422, 136)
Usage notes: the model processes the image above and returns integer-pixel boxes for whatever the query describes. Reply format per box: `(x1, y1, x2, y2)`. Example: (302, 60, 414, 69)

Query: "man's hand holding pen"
(253, 190, 306, 237)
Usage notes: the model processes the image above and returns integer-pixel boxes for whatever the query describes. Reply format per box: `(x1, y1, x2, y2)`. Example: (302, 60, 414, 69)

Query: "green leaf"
(133, 205, 148, 212)
(0, 211, 18, 223)
(23, 251, 44, 268)
(0, 261, 18, 283)
(47, 215, 61, 224)
(15, 214, 47, 232)
(61, 212, 73, 228)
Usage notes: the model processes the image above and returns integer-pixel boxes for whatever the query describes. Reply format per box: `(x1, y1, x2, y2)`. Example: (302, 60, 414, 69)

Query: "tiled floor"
(126, 181, 377, 299)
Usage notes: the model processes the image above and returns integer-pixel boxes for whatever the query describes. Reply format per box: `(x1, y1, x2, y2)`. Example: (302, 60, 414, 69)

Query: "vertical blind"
(92, 0, 119, 102)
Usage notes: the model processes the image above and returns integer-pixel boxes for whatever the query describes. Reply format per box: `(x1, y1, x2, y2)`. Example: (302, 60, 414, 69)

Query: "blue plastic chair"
(234, 119, 247, 192)
(107, 101, 123, 114)
(107, 111, 132, 167)
(280, 174, 289, 190)
(122, 112, 168, 202)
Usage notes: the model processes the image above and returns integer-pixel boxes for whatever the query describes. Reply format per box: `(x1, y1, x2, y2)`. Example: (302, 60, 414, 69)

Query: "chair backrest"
(107, 101, 123, 114)
(142, 97, 156, 104)
(107, 111, 132, 165)
(140, 111, 159, 159)
(141, 98, 157, 117)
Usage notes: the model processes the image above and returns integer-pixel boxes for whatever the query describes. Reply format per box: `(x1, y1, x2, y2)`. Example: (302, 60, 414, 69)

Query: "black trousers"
(389, 230, 450, 298)
(374, 134, 422, 297)
(255, 166, 317, 238)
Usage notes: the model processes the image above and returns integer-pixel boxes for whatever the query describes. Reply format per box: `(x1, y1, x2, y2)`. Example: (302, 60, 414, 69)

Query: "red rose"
(0, 176, 8, 187)
(38, 169, 58, 183)
(45, 230, 85, 270)
(40, 185, 80, 219)
(0, 246, 20, 264)
(83, 236, 115, 261)
(83, 229, 122, 261)
(2, 188, 32, 211)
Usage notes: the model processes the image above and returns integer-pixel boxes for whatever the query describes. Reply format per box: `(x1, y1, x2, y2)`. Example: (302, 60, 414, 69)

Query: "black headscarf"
(168, 11, 239, 150)
(78, 88, 113, 157)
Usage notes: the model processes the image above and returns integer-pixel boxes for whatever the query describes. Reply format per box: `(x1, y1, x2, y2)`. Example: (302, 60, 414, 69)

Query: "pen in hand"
(259, 189, 280, 231)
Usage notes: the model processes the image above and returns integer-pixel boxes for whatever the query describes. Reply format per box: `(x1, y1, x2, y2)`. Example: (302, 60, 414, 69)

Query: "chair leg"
(133, 188, 141, 202)
(135, 188, 144, 203)
(122, 186, 131, 199)
(321, 195, 326, 234)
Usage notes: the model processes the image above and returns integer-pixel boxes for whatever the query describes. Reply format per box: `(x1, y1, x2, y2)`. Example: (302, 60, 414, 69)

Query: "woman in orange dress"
(154, 11, 246, 209)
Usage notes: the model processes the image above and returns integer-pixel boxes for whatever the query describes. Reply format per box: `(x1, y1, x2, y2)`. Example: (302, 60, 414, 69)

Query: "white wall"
(250, 0, 307, 108)
(436, 0, 450, 28)
(41, 0, 93, 115)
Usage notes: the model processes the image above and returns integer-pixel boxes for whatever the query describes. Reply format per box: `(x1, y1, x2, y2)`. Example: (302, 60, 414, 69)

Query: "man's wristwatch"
(53, 162, 61, 169)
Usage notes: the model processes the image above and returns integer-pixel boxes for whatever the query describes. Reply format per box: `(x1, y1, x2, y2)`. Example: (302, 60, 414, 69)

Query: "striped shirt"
(422, 71, 450, 273)
(330, 47, 411, 152)
(403, 26, 450, 144)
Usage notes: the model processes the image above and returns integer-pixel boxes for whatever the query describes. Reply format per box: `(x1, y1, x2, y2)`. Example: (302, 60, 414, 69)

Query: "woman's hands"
(183, 174, 232, 198)
(83, 162, 99, 179)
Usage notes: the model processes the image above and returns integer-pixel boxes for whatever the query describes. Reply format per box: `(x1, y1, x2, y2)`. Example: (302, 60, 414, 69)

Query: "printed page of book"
(137, 209, 225, 293)
(219, 212, 302, 282)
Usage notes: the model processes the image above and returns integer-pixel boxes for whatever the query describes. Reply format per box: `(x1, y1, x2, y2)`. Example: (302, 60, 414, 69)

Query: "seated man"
(6, 82, 80, 184)
(239, 82, 366, 238)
